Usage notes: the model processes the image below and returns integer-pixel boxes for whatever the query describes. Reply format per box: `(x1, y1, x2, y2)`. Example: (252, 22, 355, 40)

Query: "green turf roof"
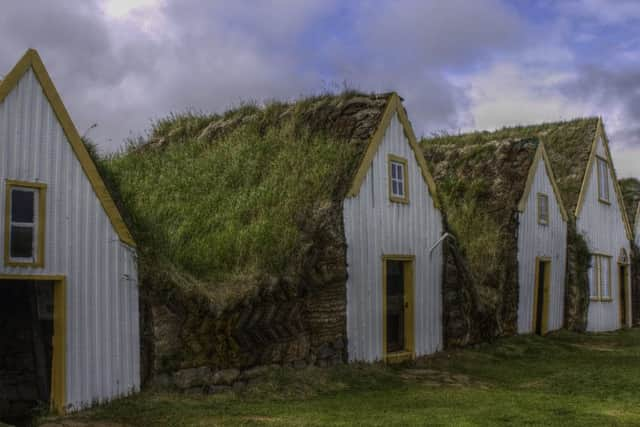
(422, 137, 540, 290)
(101, 91, 394, 303)
(424, 118, 599, 214)
(620, 177, 640, 227)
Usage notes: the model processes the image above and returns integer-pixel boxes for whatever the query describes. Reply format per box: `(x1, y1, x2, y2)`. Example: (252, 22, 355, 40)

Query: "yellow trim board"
(518, 143, 568, 221)
(575, 118, 632, 240)
(0, 49, 135, 247)
(0, 274, 66, 413)
(346, 93, 440, 208)
(382, 254, 415, 362)
(4, 180, 47, 268)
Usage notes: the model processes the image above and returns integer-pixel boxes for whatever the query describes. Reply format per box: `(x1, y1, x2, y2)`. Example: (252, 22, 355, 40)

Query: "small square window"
(537, 193, 549, 225)
(388, 155, 409, 203)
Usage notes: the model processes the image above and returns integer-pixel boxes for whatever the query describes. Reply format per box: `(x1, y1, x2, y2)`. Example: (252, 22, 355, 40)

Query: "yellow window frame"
(388, 154, 409, 204)
(536, 193, 549, 225)
(590, 253, 613, 302)
(4, 180, 47, 268)
(382, 254, 415, 363)
(595, 156, 611, 205)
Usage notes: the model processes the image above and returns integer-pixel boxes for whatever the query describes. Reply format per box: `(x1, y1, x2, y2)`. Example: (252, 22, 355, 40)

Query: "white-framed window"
(5, 181, 46, 267)
(537, 193, 549, 225)
(388, 155, 409, 203)
(596, 156, 610, 204)
(590, 254, 612, 301)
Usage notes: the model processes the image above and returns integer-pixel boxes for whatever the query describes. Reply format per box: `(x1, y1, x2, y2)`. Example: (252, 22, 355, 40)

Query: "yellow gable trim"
(518, 143, 568, 222)
(0, 49, 136, 247)
(575, 118, 632, 240)
(346, 93, 440, 208)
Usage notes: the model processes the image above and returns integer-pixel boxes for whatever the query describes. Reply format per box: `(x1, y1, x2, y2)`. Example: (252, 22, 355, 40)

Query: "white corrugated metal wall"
(0, 69, 140, 410)
(517, 157, 567, 333)
(344, 113, 443, 362)
(578, 138, 631, 331)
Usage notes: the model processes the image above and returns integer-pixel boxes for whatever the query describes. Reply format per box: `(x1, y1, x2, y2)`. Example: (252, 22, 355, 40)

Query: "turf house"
(0, 49, 140, 419)
(101, 91, 447, 391)
(620, 177, 640, 326)
(423, 118, 633, 335)
(422, 137, 568, 338)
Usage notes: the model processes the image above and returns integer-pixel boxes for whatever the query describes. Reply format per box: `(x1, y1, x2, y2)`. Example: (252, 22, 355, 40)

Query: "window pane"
(11, 189, 35, 223)
(598, 159, 609, 201)
(397, 182, 404, 196)
(10, 225, 34, 258)
(392, 181, 398, 195)
(589, 258, 597, 297)
(601, 257, 610, 298)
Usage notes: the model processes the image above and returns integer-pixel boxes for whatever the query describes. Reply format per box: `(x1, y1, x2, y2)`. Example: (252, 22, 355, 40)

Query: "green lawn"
(42, 329, 640, 426)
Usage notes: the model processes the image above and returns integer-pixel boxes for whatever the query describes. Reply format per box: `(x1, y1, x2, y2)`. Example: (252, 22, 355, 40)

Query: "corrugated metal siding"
(0, 69, 140, 410)
(344, 113, 443, 362)
(578, 138, 631, 331)
(517, 158, 567, 333)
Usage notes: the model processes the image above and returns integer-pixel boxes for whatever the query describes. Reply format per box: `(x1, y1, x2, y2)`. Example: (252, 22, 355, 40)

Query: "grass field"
(41, 329, 640, 426)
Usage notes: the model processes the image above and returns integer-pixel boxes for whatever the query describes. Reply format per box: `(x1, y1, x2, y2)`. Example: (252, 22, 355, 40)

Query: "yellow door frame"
(382, 254, 415, 363)
(0, 274, 66, 413)
(532, 257, 551, 335)
(618, 262, 630, 328)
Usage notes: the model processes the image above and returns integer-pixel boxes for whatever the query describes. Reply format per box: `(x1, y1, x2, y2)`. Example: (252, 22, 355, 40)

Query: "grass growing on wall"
(102, 116, 358, 286)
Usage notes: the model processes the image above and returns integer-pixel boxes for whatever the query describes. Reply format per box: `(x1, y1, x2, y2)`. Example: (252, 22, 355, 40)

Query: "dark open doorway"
(620, 265, 629, 328)
(0, 280, 54, 426)
(383, 256, 414, 362)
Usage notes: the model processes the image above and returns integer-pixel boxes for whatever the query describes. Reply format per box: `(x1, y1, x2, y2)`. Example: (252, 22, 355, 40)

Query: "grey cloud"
(0, 0, 526, 152)
(560, 65, 640, 147)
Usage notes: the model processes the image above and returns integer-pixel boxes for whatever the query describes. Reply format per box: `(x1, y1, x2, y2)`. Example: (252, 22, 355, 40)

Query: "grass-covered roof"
(620, 177, 640, 227)
(101, 91, 393, 304)
(424, 118, 599, 214)
(422, 137, 539, 292)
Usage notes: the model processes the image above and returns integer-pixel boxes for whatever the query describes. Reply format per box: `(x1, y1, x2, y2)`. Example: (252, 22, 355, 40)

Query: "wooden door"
(383, 257, 414, 360)
(533, 259, 551, 335)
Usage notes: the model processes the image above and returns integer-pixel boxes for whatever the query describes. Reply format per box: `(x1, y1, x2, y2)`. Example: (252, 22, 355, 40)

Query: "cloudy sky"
(2, 0, 640, 177)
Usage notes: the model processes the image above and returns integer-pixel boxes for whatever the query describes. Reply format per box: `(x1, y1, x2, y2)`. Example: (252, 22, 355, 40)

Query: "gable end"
(518, 143, 568, 222)
(0, 49, 135, 247)
(575, 118, 632, 240)
(346, 93, 439, 207)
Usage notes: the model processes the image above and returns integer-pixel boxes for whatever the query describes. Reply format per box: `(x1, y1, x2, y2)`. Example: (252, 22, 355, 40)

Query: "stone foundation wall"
(564, 221, 591, 332)
(142, 203, 348, 390)
(442, 236, 475, 347)
(631, 242, 640, 327)
(442, 218, 520, 346)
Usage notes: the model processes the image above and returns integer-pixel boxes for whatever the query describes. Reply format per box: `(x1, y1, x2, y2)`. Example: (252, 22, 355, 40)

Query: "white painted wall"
(577, 137, 631, 331)
(517, 156, 567, 333)
(344, 112, 443, 362)
(0, 69, 140, 410)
